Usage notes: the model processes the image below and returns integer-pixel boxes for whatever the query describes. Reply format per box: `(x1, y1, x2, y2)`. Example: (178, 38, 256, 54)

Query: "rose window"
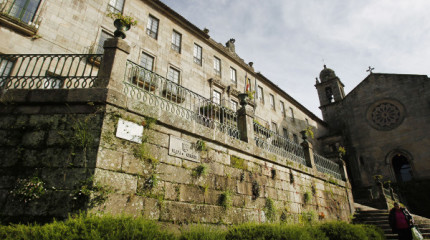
(371, 103, 401, 128)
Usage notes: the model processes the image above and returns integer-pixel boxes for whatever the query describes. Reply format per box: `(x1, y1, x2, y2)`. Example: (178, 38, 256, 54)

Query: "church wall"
(339, 74, 430, 186)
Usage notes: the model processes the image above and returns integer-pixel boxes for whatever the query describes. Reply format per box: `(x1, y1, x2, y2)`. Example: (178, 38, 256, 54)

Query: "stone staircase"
(354, 204, 430, 239)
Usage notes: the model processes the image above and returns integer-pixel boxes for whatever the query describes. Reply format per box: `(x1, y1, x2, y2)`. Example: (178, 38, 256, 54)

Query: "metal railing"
(0, 0, 41, 29)
(253, 122, 307, 165)
(123, 61, 240, 139)
(0, 54, 102, 89)
(313, 153, 342, 180)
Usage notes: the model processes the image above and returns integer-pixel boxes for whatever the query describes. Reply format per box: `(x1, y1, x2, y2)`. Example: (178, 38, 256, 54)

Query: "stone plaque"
(115, 118, 143, 143)
(169, 136, 200, 162)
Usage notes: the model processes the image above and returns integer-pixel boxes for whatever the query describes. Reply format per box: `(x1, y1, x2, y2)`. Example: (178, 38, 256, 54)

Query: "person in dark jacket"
(389, 202, 413, 240)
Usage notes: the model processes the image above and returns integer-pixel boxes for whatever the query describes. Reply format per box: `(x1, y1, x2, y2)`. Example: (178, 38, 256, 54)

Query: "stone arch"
(385, 149, 414, 183)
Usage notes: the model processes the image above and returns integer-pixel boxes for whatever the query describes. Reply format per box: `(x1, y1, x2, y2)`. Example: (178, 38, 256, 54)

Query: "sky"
(161, 0, 430, 118)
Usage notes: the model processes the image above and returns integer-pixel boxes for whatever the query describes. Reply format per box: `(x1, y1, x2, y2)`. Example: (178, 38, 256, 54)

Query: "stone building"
(0, 0, 354, 223)
(315, 66, 430, 200)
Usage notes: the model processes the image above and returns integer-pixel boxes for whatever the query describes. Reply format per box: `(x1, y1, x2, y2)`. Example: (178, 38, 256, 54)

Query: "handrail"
(123, 60, 240, 139)
(0, 54, 102, 89)
(313, 152, 343, 180)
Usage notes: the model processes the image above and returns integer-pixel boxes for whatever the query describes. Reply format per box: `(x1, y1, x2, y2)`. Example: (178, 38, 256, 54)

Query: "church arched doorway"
(392, 154, 413, 182)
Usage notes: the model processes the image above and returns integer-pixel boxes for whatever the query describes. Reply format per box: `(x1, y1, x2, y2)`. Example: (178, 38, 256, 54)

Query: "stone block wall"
(0, 93, 104, 223)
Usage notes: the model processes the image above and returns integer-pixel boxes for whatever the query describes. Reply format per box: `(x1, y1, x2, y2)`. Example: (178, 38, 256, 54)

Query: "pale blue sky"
(161, 0, 430, 118)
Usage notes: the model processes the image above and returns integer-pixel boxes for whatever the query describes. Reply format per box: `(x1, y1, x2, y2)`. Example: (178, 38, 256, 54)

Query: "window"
(193, 44, 202, 65)
(271, 122, 278, 133)
(257, 86, 264, 102)
(140, 52, 154, 70)
(282, 128, 288, 139)
(167, 67, 180, 84)
(108, 0, 124, 13)
(214, 57, 221, 76)
(230, 67, 236, 84)
(230, 100, 238, 112)
(212, 90, 221, 105)
(95, 31, 113, 54)
(269, 94, 275, 110)
(0, 58, 14, 77)
(171, 30, 181, 53)
(146, 15, 159, 39)
(8, 0, 41, 23)
(280, 101, 285, 117)
(289, 107, 295, 120)
(293, 134, 299, 144)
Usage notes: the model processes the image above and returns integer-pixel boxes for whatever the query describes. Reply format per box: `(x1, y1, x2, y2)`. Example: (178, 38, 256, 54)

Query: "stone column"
(237, 104, 255, 143)
(300, 130, 317, 172)
(338, 157, 348, 182)
(94, 38, 131, 91)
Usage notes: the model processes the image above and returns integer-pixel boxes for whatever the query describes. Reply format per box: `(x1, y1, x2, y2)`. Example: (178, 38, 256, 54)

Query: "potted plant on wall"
(131, 68, 159, 91)
(107, 12, 138, 39)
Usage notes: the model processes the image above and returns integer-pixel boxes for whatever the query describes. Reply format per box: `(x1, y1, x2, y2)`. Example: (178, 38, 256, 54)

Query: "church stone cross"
(367, 66, 375, 74)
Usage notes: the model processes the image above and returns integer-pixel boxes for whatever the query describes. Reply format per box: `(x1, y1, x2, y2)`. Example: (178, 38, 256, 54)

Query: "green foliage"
(142, 117, 157, 129)
(218, 191, 232, 210)
(195, 139, 207, 152)
(72, 177, 112, 209)
(144, 174, 159, 190)
(251, 180, 260, 200)
(304, 191, 312, 204)
(107, 12, 138, 26)
(71, 115, 94, 149)
(304, 126, 314, 139)
(10, 177, 46, 203)
(230, 155, 247, 170)
(180, 224, 226, 240)
(338, 146, 346, 156)
(0, 215, 385, 240)
(192, 164, 208, 178)
(264, 198, 277, 222)
(246, 90, 255, 100)
(299, 211, 317, 225)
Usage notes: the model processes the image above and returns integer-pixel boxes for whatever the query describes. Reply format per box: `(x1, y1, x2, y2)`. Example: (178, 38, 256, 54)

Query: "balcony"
(0, 0, 41, 36)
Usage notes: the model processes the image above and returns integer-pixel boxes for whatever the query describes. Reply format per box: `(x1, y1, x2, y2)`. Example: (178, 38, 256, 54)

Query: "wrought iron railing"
(253, 122, 306, 165)
(0, 0, 41, 29)
(0, 54, 102, 89)
(383, 188, 392, 200)
(123, 61, 240, 139)
(313, 153, 342, 180)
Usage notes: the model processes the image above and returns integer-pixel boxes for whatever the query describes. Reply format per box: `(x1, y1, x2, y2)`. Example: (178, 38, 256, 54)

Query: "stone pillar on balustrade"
(237, 93, 255, 143)
(94, 38, 130, 99)
(300, 130, 317, 174)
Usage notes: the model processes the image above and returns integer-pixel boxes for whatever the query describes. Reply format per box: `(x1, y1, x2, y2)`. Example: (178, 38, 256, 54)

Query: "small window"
(95, 31, 113, 54)
(214, 57, 221, 76)
(0, 58, 14, 77)
(280, 101, 285, 117)
(9, 0, 41, 23)
(257, 86, 264, 102)
(289, 107, 295, 120)
(230, 67, 236, 84)
(230, 100, 238, 111)
(146, 15, 159, 39)
(171, 30, 182, 53)
(213, 90, 221, 105)
(140, 52, 154, 70)
(269, 94, 275, 110)
(282, 128, 288, 139)
(293, 134, 298, 144)
(271, 122, 278, 133)
(167, 67, 180, 84)
(193, 44, 202, 65)
(108, 0, 124, 14)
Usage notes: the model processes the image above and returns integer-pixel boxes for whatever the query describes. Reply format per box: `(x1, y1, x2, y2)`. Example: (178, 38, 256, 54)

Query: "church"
(315, 65, 430, 213)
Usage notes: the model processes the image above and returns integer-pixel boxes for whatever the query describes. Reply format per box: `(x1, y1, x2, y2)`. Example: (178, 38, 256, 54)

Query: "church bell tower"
(315, 65, 346, 121)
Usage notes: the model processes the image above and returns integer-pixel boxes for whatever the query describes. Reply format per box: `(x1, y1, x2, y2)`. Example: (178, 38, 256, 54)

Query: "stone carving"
(371, 103, 401, 128)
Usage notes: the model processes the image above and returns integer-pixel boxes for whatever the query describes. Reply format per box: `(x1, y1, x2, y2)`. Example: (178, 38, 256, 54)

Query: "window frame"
(214, 56, 221, 76)
(140, 52, 155, 71)
(8, 0, 41, 23)
(230, 99, 238, 112)
(257, 86, 264, 102)
(282, 128, 289, 139)
(108, 0, 124, 14)
(171, 30, 182, 53)
(167, 66, 180, 84)
(230, 67, 237, 84)
(269, 94, 275, 110)
(280, 101, 286, 117)
(212, 90, 221, 105)
(271, 122, 278, 133)
(146, 15, 159, 39)
(289, 107, 295, 120)
(193, 43, 202, 66)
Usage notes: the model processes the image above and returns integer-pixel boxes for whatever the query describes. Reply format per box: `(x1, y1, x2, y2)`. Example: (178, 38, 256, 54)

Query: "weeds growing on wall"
(10, 177, 46, 203)
(218, 191, 232, 210)
(195, 139, 207, 152)
(304, 191, 312, 204)
(264, 198, 277, 222)
(72, 177, 112, 210)
(192, 164, 208, 178)
(251, 180, 260, 200)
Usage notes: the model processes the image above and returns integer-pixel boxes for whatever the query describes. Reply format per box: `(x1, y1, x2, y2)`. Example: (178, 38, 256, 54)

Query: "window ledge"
(0, 13, 38, 36)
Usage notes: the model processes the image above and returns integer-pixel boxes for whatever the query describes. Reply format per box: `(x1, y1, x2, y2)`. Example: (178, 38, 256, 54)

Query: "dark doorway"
(392, 154, 412, 182)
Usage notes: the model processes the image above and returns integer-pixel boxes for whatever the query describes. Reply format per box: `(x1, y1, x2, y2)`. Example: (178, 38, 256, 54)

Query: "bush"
(317, 221, 384, 240)
(180, 224, 226, 240)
